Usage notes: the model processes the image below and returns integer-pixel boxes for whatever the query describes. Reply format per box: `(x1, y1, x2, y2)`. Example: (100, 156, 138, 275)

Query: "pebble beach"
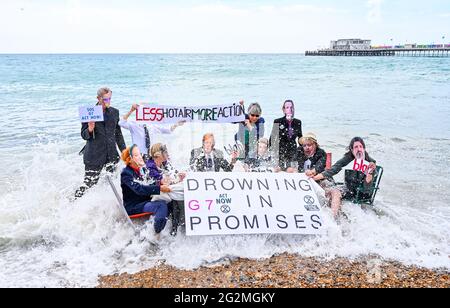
(98, 254, 449, 288)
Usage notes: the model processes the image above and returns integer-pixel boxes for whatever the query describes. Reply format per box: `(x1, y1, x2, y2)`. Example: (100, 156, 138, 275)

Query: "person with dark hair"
(120, 145, 171, 234)
(270, 100, 302, 170)
(312, 137, 377, 219)
(75, 87, 126, 199)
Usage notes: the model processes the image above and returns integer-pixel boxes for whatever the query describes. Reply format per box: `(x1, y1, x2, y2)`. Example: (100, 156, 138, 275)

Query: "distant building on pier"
(330, 39, 371, 50)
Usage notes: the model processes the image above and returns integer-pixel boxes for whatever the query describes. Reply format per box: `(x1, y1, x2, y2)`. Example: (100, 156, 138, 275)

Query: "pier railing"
(305, 48, 450, 57)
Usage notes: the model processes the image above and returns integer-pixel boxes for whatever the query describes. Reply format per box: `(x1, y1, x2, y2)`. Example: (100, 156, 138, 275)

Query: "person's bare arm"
(123, 104, 138, 121)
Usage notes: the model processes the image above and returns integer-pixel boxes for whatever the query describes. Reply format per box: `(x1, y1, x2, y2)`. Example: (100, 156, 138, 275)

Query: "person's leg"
(74, 166, 102, 199)
(143, 201, 169, 234)
(329, 189, 343, 219)
(105, 161, 118, 174)
(170, 201, 186, 236)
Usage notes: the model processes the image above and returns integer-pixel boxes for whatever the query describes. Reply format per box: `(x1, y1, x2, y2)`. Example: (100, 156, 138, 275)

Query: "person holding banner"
(270, 100, 303, 170)
(296, 132, 327, 177)
(121, 145, 172, 234)
(190, 133, 238, 172)
(312, 137, 377, 219)
(235, 102, 265, 160)
(119, 104, 185, 161)
(74, 87, 126, 199)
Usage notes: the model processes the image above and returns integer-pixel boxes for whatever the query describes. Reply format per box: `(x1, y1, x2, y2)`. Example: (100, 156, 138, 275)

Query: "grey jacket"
(81, 106, 126, 168)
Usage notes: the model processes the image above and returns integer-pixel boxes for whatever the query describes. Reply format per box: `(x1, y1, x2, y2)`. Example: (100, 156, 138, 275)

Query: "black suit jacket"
(190, 148, 233, 172)
(81, 106, 126, 168)
(270, 116, 303, 160)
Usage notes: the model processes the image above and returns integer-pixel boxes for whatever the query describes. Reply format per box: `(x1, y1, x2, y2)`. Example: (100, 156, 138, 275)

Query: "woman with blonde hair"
(120, 144, 171, 234)
(145, 143, 169, 182)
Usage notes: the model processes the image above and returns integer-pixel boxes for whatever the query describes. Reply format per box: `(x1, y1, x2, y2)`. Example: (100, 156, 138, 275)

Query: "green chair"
(348, 166, 384, 206)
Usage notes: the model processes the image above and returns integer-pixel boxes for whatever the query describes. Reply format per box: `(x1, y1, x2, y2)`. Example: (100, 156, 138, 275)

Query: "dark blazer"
(190, 148, 233, 172)
(296, 147, 327, 174)
(270, 116, 302, 162)
(81, 106, 126, 168)
(121, 166, 161, 215)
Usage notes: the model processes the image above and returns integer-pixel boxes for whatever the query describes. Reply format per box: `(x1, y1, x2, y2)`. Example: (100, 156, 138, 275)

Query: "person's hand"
(160, 185, 172, 193)
(88, 122, 95, 133)
(368, 162, 377, 174)
(131, 104, 139, 112)
(239, 100, 245, 106)
(366, 173, 374, 184)
(161, 176, 171, 186)
(286, 167, 297, 174)
(274, 167, 281, 173)
(313, 174, 324, 182)
(231, 150, 239, 161)
(305, 169, 317, 178)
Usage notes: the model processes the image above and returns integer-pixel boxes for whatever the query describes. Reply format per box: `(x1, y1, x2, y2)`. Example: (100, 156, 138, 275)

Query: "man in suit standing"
(270, 100, 303, 170)
(75, 87, 126, 199)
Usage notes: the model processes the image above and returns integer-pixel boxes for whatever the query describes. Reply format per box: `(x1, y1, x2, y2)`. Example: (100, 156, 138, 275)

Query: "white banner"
(79, 106, 104, 123)
(184, 172, 325, 236)
(135, 103, 245, 124)
(350, 159, 371, 173)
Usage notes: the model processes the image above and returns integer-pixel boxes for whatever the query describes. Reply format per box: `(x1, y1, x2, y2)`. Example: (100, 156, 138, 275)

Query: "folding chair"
(106, 175, 153, 225)
(352, 166, 384, 206)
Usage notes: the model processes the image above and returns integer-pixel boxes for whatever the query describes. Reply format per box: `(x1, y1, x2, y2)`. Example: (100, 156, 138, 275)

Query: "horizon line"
(0, 52, 307, 55)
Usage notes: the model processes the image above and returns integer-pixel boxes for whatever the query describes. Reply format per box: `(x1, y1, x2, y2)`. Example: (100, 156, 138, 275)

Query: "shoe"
(170, 227, 178, 237)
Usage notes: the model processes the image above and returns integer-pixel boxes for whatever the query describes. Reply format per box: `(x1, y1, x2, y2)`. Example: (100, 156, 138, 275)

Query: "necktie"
(143, 124, 151, 152)
(288, 121, 293, 139)
(207, 157, 213, 171)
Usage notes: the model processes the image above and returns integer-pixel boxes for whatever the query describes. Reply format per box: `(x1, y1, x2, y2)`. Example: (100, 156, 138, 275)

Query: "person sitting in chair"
(295, 132, 327, 178)
(312, 137, 377, 219)
(120, 145, 172, 234)
(190, 133, 238, 172)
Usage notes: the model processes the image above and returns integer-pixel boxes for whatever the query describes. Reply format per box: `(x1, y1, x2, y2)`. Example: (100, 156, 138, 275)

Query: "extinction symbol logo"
(221, 205, 231, 214)
(304, 195, 315, 204)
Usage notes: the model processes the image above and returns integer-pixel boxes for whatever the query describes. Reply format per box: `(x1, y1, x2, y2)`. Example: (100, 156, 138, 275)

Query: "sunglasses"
(102, 98, 111, 102)
(250, 114, 260, 118)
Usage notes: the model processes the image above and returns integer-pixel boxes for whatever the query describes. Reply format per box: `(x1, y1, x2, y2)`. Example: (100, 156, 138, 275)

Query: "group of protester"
(75, 87, 378, 235)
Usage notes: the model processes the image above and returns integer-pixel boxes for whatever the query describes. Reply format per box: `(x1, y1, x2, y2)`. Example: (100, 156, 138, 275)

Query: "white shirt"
(119, 119, 172, 154)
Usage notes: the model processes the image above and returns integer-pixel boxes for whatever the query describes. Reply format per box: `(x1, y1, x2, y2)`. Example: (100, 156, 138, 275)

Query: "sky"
(0, 0, 449, 53)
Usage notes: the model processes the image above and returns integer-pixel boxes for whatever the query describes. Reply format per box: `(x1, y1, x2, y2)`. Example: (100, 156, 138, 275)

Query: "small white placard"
(79, 106, 104, 123)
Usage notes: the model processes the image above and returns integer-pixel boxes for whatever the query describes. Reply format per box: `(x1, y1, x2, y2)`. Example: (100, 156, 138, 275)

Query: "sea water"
(0, 54, 449, 287)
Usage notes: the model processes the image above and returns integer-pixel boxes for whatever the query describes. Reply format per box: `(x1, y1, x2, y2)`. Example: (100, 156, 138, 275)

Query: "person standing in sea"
(74, 87, 126, 199)
(270, 100, 303, 170)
